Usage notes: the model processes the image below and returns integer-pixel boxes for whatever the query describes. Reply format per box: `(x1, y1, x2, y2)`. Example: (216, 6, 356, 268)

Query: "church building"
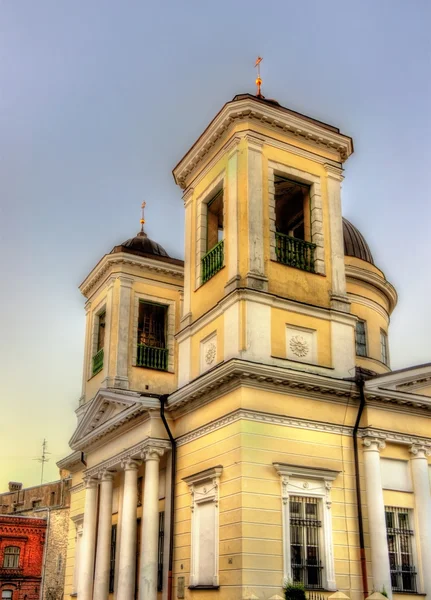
(58, 89, 431, 600)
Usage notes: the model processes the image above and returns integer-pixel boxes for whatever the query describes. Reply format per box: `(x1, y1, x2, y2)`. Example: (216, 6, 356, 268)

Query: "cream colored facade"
(59, 93, 431, 600)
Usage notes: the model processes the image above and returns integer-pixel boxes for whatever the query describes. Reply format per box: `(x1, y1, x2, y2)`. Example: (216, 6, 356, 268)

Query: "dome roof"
(342, 218, 374, 265)
(111, 231, 170, 259)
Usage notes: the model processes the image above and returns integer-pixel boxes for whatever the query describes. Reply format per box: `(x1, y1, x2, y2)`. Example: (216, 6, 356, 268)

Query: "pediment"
(366, 364, 431, 397)
(70, 388, 159, 451)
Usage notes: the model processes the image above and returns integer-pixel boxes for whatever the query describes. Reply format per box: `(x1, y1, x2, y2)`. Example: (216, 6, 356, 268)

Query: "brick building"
(0, 475, 71, 600)
(0, 515, 46, 600)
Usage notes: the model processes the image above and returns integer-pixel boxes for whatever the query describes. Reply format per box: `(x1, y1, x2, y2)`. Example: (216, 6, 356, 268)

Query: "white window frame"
(132, 294, 176, 373)
(380, 329, 389, 366)
(268, 162, 325, 275)
(71, 514, 84, 593)
(274, 463, 338, 590)
(88, 300, 107, 379)
(183, 466, 223, 588)
(195, 172, 226, 289)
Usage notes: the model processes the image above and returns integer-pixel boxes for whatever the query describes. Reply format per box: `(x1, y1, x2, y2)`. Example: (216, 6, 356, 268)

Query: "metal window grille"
(289, 496, 323, 589)
(109, 524, 117, 593)
(137, 302, 168, 370)
(385, 507, 417, 592)
(3, 547, 20, 568)
(380, 330, 389, 365)
(157, 511, 165, 591)
(355, 320, 367, 356)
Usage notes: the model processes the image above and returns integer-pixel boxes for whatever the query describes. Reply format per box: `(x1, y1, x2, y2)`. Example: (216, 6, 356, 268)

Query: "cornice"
(364, 387, 431, 412)
(85, 438, 171, 478)
(347, 292, 390, 321)
(357, 427, 431, 447)
(80, 253, 184, 299)
(56, 451, 83, 473)
(168, 358, 360, 414)
(173, 97, 353, 189)
(176, 408, 354, 447)
(345, 264, 397, 313)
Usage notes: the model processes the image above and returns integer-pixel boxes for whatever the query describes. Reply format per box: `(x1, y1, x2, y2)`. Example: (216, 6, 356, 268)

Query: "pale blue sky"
(0, 0, 430, 489)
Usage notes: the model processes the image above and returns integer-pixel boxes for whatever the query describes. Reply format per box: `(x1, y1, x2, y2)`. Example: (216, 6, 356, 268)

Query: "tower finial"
(254, 56, 263, 98)
(140, 201, 146, 234)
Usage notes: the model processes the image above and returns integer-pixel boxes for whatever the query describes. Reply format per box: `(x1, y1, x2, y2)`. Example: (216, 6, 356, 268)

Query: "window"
(92, 310, 105, 376)
(290, 496, 323, 588)
(32, 499, 41, 508)
(2, 591, 13, 600)
(157, 512, 165, 591)
(385, 508, 417, 592)
(3, 546, 20, 568)
(355, 320, 367, 356)
(109, 524, 117, 594)
(381, 330, 389, 365)
(202, 189, 224, 283)
(137, 302, 168, 371)
(274, 463, 338, 591)
(50, 491, 56, 506)
(274, 176, 315, 273)
(183, 466, 223, 588)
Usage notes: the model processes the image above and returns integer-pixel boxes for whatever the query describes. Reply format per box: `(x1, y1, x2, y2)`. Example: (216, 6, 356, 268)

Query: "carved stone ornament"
(289, 335, 309, 358)
(410, 444, 431, 458)
(205, 343, 217, 365)
(83, 475, 98, 489)
(120, 457, 140, 471)
(362, 437, 386, 451)
(141, 446, 165, 462)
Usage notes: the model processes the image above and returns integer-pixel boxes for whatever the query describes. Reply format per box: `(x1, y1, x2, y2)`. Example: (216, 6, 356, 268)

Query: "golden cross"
(140, 201, 146, 232)
(254, 56, 263, 97)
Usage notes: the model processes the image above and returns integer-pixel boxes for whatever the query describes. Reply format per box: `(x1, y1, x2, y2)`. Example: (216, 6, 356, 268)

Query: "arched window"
(2, 590, 13, 599)
(3, 546, 20, 568)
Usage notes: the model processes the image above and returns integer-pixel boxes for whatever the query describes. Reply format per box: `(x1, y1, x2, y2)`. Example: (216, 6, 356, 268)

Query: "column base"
(245, 272, 268, 291)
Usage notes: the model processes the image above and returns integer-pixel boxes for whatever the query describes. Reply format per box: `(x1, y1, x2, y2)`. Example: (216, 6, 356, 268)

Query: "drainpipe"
(160, 394, 175, 600)
(353, 374, 369, 598)
(34, 506, 51, 600)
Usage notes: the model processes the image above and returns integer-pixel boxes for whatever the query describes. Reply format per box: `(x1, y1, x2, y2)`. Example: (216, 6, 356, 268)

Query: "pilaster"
(410, 444, 431, 596)
(181, 187, 194, 327)
(113, 275, 134, 390)
(224, 140, 241, 294)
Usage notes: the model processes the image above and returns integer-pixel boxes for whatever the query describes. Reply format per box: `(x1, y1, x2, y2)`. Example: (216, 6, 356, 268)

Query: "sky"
(0, 0, 430, 490)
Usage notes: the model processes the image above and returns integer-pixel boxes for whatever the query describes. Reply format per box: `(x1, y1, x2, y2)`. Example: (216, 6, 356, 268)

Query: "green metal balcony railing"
(137, 344, 168, 371)
(275, 232, 316, 273)
(92, 348, 104, 376)
(202, 240, 224, 283)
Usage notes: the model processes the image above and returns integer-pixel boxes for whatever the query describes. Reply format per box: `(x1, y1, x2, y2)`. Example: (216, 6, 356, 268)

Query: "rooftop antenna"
(254, 56, 263, 98)
(33, 439, 51, 485)
(139, 201, 147, 237)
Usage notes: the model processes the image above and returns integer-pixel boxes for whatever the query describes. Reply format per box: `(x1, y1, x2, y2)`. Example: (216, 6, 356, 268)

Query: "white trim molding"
(273, 463, 339, 590)
(173, 95, 353, 189)
(183, 466, 223, 589)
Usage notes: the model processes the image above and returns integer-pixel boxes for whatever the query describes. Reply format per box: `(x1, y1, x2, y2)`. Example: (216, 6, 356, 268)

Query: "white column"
(117, 458, 140, 600)
(78, 477, 99, 600)
(410, 444, 431, 595)
(245, 135, 267, 291)
(113, 276, 133, 389)
(324, 164, 350, 312)
(363, 437, 392, 599)
(139, 447, 165, 600)
(181, 188, 193, 326)
(93, 470, 115, 600)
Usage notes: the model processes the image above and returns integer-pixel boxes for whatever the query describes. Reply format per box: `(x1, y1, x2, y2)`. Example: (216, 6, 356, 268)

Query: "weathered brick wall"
(0, 478, 71, 515)
(42, 508, 70, 600)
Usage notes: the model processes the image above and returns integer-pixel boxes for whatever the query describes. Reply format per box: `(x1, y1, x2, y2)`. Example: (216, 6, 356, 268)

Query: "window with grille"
(385, 507, 417, 593)
(157, 511, 165, 591)
(97, 311, 106, 352)
(289, 496, 323, 589)
(381, 330, 389, 365)
(3, 546, 20, 568)
(109, 524, 117, 594)
(355, 320, 367, 356)
(137, 302, 168, 370)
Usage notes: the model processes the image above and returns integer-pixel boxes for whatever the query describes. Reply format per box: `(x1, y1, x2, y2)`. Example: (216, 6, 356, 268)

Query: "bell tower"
(173, 92, 356, 385)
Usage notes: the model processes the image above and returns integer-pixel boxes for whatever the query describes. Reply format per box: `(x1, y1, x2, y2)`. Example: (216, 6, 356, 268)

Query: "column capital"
(362, 437, 386, 452)
(182, 187, 194, 207)
(83, 475, 99, 489)
(120, 457, 141, 471)
(99, 469, 116, 482)
(410, 444, 431, 459)
(141, 446, 165, 462)
(324, 163, 344, 181)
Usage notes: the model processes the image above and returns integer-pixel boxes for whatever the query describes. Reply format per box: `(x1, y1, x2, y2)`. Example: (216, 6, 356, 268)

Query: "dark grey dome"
(343, 218, 374, 265)
(111, 231, 169, 258)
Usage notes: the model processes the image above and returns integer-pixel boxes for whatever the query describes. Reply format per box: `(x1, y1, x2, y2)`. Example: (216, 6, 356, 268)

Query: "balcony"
(137, 344, 168, 371)
(0, 567, 23, 578)
(92, 348, 104, 376)
(275, 232, 316, 273)
(201, 240, 224, 284)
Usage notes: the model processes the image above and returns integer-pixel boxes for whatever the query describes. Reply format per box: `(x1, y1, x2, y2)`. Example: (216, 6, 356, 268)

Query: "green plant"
(283, 581, 306, 600)
(380, 586, 388, 598)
